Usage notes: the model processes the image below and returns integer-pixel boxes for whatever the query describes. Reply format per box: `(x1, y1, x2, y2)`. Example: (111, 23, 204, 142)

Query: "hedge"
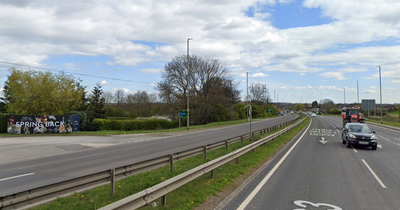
(92, 119, 179, 131)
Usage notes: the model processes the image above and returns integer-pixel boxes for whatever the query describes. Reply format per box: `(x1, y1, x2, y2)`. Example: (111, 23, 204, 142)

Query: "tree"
(249, 83, 272, 105)
(311, 100, 319, 108)
(294, 103, 305, 111)
(103, 91, 114, 105)
(88, 84, 106, 119)
(320, 99, 335, 113)
(3, 68, 86, 115)
(156, 55, 240, 124)
(114, 89, 125, 106)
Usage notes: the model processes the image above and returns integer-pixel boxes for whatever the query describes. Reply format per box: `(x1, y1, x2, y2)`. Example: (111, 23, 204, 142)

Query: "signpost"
(179, 110, 188, 128)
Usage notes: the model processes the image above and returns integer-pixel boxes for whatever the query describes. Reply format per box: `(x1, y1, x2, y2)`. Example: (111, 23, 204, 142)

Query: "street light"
(187, 37, 193, 130)
(378, 65, 383, 124)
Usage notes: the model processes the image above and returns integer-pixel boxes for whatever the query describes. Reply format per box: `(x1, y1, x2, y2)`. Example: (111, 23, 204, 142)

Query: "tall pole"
(379, 66, 383, 124)
(344, 88, 345, 107)
(246, 72, 249, 104)
(357, 81, 360, 109)
(187, 37, 193, 130)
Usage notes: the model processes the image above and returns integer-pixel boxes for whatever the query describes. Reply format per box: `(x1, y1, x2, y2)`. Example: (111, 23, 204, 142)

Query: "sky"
(1, 0, 400, 105)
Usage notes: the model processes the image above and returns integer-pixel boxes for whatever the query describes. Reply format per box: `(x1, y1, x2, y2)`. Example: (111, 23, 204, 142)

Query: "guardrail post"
(241, 136, 243, 144)
(110, 168, 115, 195)
(236, 157, 239, 164)
(210, 170, 214, 178)
(203, 146, 207, 160)
(162, 195, 167, 206)
(170, 154, 174, 172)
(225, 140, 228, 151)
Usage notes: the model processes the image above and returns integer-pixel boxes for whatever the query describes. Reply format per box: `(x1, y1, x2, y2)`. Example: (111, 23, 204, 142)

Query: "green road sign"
(179, 110, 188, 118)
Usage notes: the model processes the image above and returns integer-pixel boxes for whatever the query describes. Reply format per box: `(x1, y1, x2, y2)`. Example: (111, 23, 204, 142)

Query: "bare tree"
(102, 91, 114, 105)
(320, 98, 335, 113)
(114, 89, 125, 106)
(249, 83, 271, 105)
(157, 54, 240, 124)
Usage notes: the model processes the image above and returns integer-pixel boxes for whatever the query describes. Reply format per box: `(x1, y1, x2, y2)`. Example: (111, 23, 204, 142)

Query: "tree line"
(1, 55, 276, 131)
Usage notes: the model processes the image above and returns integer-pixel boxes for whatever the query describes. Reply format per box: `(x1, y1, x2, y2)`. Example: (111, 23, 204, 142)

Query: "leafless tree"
(156, 54, 240, 124)
(249, 83, 271, 105)
(114, 89, 125, 106)
(102, 91, 114, 105)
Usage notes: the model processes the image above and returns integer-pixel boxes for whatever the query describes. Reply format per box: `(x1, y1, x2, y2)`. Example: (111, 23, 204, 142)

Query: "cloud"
(363, 89, 376, 94)
(100, 80, 116, 85)
(140, 68, 163, 74)
(318, 71, 349, 80)
(239, 72, 269, 78)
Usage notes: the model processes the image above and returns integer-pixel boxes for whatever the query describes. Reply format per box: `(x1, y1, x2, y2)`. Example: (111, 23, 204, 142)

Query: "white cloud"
(239, 72, 269, 78)
(140, 68, 163, 74)
(363, 89, 376, 94)
(100, 80, 116, 85)
(318, 71, 349, 80)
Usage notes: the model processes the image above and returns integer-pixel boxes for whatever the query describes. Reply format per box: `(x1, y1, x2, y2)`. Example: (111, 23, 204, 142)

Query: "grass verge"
(30, 117, 309, 210)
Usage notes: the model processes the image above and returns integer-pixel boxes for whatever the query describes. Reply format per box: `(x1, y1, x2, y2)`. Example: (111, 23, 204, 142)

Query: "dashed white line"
(353, 148, 358, 153)
(0, 173, 35, 182)
(362, 159, 387, 189)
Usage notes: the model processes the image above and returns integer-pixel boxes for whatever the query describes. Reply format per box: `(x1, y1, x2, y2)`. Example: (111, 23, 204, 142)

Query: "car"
(311, 113, 316, 117)
(341, 123, 378, 150)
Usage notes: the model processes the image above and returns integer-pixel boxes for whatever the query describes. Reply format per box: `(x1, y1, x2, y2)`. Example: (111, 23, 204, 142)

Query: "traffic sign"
(179, 110, 188, 118)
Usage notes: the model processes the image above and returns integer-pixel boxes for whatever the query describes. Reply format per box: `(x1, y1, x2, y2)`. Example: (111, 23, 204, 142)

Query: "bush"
(0, 114, 8, 133)
(328, 108, 342, 115)
(92, 119, 179, 131)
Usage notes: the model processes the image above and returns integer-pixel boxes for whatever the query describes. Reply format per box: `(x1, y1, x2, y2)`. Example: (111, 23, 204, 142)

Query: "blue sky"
(1, 0, 399, 105)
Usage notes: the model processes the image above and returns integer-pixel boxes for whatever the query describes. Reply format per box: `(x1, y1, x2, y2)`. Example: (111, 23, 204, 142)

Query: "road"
(219, 115, 400, 210)
(0, 114, 298, 197)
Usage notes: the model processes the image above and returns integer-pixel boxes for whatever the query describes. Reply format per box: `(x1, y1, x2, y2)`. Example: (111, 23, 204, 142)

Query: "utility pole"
(379, 66, 383, 124)
(186, 37, 193, 130)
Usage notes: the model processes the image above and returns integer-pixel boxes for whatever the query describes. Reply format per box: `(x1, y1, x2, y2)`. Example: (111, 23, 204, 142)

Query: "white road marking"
(362, 159, 387, 189)
(353, 148, 358, 153)
(237, 118, 312, 210)
(294, 200, 342, 210)
(378, 144, 382, 149)
(0, 173, 35, 182)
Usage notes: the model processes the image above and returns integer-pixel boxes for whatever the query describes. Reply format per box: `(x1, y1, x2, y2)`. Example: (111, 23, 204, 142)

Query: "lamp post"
(187, 37, 193, 130)
(378, 65, 383, 124)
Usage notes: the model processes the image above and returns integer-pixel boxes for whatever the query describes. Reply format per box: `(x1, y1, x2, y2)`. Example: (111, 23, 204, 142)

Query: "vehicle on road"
(311, 113, 316, 117)
(341, 108, 365, 127)
(341, 123, 378, 150)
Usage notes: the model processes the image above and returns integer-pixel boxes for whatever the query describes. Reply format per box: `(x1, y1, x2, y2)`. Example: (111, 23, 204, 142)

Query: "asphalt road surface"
(218, 115, 400, 210)
(0, 114, 298, 197)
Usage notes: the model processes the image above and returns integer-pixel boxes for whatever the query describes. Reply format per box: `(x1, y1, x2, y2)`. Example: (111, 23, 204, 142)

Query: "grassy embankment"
(365, 112, 400, 127)
(30, 116, 309, 210)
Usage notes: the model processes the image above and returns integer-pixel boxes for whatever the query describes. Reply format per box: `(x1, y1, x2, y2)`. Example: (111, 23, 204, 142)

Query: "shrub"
(91, 119, 178, 131)
(329, 108, 342, 115)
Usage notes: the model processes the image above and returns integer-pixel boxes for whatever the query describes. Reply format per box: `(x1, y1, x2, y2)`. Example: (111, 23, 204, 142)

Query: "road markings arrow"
(319, 137, 328, 145)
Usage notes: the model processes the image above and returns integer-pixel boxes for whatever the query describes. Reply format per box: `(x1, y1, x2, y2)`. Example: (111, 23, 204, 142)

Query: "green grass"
(30, 116, 308, 210)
